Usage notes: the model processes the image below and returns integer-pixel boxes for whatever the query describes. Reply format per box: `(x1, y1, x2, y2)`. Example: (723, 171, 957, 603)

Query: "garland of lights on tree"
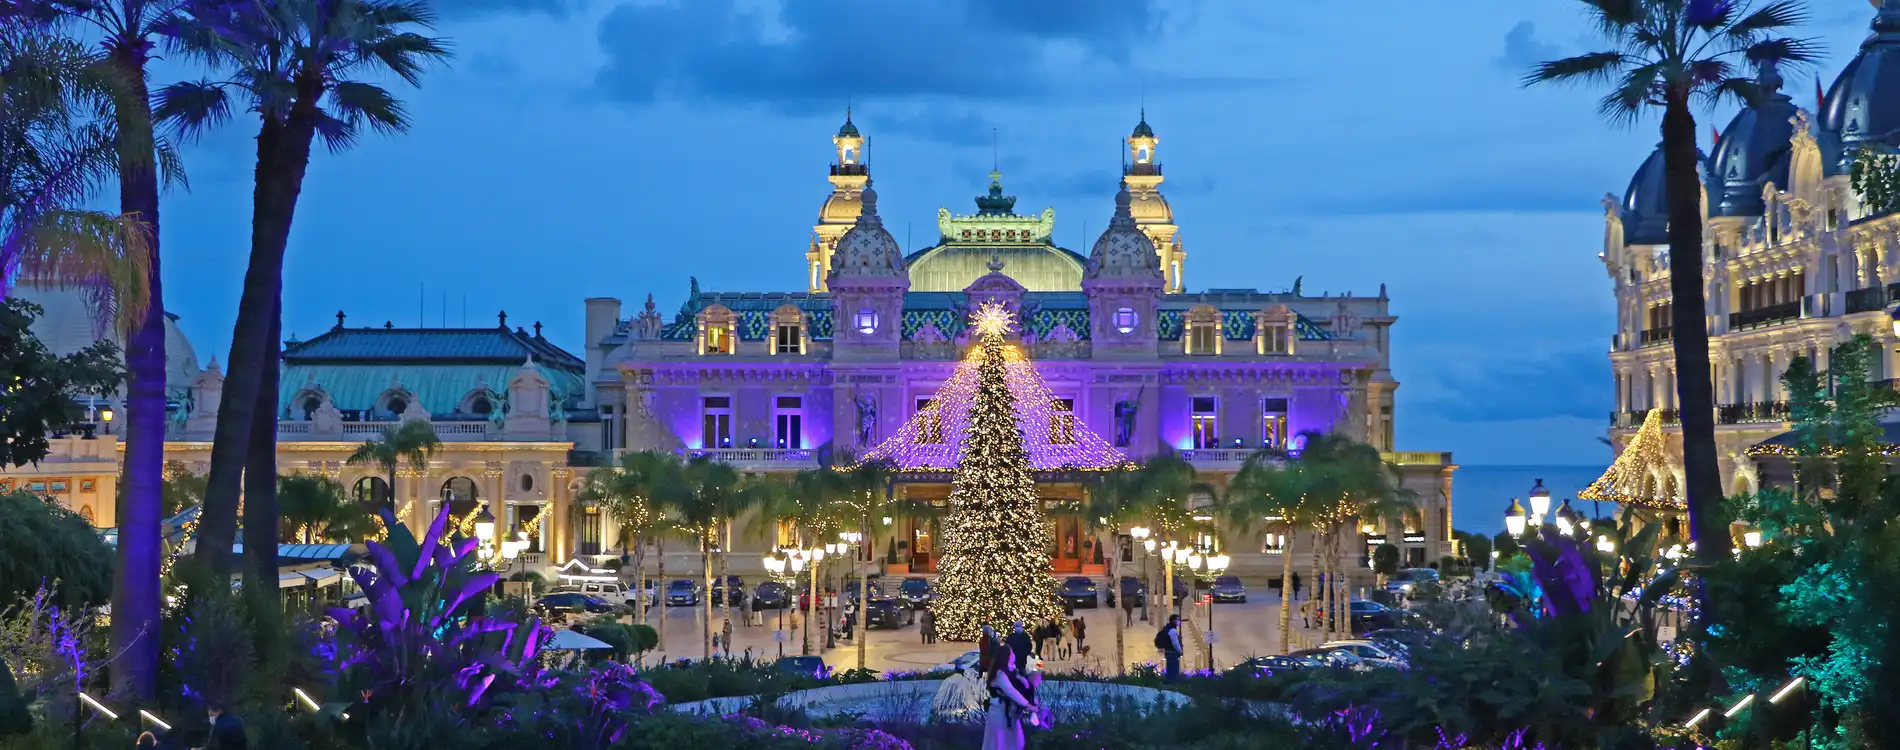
(924, 302, 1071, 640)
(1579, 408, 1685, 511)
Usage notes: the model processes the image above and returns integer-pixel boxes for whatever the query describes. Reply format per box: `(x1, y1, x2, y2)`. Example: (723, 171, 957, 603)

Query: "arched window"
(440, 477, 480, 519)
(376, 390, 411, 420)
(772, 305, 805, 355)
(471, 395, 493, 415)
(519, 473, 534, 492)
(1258, 305, 1296, 356)
(353, 477, 393, 509)
(301, 395, 322, 420)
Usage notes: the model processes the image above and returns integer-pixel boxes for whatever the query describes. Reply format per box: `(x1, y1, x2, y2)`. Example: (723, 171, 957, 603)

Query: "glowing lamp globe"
(474, 509, 497, 542)
(1503, 498, 1527, 537)
(1528, 478, 1552, 517)
(1142, 538, 1157, 553)
(1596, 535, 1615, 554)
(1209, 554, 1231, 572)
(1744, 530, 1763, 548)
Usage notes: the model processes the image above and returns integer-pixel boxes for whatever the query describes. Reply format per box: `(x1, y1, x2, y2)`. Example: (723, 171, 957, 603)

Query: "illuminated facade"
(1603, 3, 1900, 497)
(589, 113, 1457, 579)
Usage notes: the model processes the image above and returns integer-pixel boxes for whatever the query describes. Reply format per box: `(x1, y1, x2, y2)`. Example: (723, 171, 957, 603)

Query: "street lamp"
(1528, 478, 1551, 524)
(1743, 530, 1764, 549)
(1504, 498, 1527, 538)
(1130, 527, 1153, 622)
(99, 406, 113, 435)
(1195, 552, 1230, 671)
(474, 508, 497, 543)
(1596, 535, 1615, 554)
(1554, 498, 1580, 536)
(1888, 304, 1900, 337)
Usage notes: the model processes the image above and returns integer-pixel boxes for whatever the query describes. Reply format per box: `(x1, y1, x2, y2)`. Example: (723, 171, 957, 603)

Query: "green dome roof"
(1131, 110, 1154, 138)
(837, 111, 860, 138)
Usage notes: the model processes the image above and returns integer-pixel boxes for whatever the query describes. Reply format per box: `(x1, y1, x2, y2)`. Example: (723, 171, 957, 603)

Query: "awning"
(278, 571, 309, 589)
(300, 568, 342, 587)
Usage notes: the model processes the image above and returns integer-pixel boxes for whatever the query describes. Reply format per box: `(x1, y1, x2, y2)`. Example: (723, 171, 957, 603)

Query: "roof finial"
(498, 310, 508, 329)
(334, 310, 345, 330)
(991, 127, 998, 172)
(987, 254, 1005, 273)
(533, 321, 543, 338)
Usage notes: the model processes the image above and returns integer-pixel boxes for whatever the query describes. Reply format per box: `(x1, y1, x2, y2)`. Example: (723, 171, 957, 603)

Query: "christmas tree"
(931, 302, 1066, 641)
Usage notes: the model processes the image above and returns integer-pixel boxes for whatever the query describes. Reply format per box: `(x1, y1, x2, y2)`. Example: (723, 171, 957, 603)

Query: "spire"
(1110, 182, 1136, 228)
(1132, 107, 1155, 138)
(837, 107, 859, 138)
(856, 179, 883, 228)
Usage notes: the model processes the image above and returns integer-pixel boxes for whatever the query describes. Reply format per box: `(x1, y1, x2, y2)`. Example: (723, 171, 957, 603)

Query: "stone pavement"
(632, 592, 1316, 674)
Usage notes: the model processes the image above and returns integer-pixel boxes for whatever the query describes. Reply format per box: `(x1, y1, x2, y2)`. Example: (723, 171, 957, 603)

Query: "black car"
(1058, 577, 1099, 608)
(666, 579, 701, 606)
(534, 592, 617, 620)
(842, 579, 883, 603)
(865, 597, 913, 629)
(1106, 576, 1146, 609)
(1347, 600, 1423, 631)
(754, 581, 792, 609)
(773, 655, 829, 679)
(711, 576, 746, 608)
(1210, 575, 1247, 603)
(1229, 654, 1323, 676)
(897, 577, 936, 609)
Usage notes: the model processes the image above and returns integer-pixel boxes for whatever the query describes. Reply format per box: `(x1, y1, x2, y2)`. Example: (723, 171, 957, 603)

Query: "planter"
(1080, 563, 1106, 575)
(886, 563, 911, 575)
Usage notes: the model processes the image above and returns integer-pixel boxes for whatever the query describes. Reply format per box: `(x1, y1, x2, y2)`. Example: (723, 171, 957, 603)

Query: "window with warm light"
(1050, 398, 1076, 444)
(1189, 321, 1218, 355)
(702, 396, 732, 448)
(579, 506, 602, 555)
(1261, 397, 1289, 449)
(704, 324, 733, 355)
(1191, 396, 1219, 450)
(774, 395, 804, 449)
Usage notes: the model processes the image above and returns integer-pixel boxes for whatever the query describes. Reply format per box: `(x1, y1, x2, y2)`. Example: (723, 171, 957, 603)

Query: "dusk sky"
(149, 0, 1884, 467)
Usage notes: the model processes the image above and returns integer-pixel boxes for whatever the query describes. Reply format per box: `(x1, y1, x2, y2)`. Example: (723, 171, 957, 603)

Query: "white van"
(549, 581, 634, 607)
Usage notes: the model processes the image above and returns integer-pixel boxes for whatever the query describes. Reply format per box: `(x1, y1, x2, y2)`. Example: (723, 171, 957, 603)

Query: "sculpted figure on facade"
(1113, 397, 1139, 448)
(855, 393, 878, 446)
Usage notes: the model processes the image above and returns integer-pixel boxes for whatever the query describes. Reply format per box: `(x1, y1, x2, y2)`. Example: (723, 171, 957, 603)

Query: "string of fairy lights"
(930, 303, 1067, 641)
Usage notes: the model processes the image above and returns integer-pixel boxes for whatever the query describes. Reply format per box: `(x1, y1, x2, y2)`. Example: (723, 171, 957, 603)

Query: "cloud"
(1496, 21, 1560, 72)
(1418, 347, 1610, 423)
(589, 0, 1173, 114)
(877, 107, 998, 149)
(432, 0, 574, 20)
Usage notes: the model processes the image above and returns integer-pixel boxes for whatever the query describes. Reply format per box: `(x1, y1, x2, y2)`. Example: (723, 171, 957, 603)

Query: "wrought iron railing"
(1717, 401, 1790, 425)
(1729, 301, 1802, 331)
(1640, 328, 1673, 346)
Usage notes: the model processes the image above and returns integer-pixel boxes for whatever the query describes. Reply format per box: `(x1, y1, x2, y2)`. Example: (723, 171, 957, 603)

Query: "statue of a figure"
(855, 394, 878, 446)
(1113, 398, 1138, 447)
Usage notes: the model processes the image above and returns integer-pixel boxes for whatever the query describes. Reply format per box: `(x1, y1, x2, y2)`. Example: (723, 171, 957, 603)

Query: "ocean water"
(1449, 465, 1609, 536)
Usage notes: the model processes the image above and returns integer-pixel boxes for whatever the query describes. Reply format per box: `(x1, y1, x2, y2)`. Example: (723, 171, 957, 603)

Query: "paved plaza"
(634, 591, 1314, 674)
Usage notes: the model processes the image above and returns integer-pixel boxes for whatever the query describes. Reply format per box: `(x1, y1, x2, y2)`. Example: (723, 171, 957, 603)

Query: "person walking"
(721, 617, 734, 658)
(1071, 616, 1087, 657)
(920, 609, 937, 644)
(1291, 571, 1303, 601)
(1032, 620, 1052, 658)
(1155, 615, 1183, 683)
(1007, 622, 1033, 667)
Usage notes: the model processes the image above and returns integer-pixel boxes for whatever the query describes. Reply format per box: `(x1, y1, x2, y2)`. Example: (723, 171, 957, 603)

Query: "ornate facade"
(1604, 3, 1900, 496)
(587, 113, 1456, 579)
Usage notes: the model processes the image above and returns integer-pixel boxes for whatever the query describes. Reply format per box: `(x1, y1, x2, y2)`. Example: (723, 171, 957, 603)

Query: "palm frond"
(1726, 0, 1808, 37)
(15, 208, 151, 334)
(1581, 0, 1648, 35)
(1597, 63, 1664, 127)
(151, 79, 232, 141)
(1523, 51, 1630, 87)
(1744, 37, 1824, 67)
(326, 80, 407, 135)
(154, 136, 189, 192)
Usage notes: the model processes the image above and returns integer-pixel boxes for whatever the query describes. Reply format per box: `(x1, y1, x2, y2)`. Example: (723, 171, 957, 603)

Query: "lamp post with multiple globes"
(1528, 479, 1551, 527)
(1504, 498, 1528, 540)
(762, 549, 809, 658)
(1187, 550, 1230, 670)
(1130, 526, 1152, 623)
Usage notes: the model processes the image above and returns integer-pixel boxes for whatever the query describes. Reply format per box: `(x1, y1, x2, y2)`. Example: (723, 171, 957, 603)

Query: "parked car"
(842, 579, 883, 603)
(865, 597, 913, 629)
(1229, 654, 1323, 676)
(534, 592, 617, 620)
(1287, 647, 1386, 672)
(549, 581, 634, 607)
(1210, 575, 1247, 603)
(711, 576, 747, 608)
(666, 579, 701, 606)
(1363, 628, 1433, 653)
(1319, 639, 1408, 668)
(1345, 600, 1422, 631)
(1385, 568, 1441, 598)
(1058, 577, 1099, 609)
(929, 649, 983, 674)
(754, 581, 792, 610)
(897, 577, 937, 609)
(1106, 576, 1146, 609)
(774, 655, 829, 679)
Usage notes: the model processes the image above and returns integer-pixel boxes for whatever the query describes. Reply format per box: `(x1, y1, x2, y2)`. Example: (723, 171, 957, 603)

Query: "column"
(483, 464, 505, 555)
(550, 467, 572, 563)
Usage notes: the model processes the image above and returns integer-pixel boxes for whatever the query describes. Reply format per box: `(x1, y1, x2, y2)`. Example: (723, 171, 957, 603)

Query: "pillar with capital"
(551, 466, 573, 562)
(483, 464, 506, 554)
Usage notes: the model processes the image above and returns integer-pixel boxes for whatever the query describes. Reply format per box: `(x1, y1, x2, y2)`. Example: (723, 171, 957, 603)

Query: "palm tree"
(1291, 432, 1414, 639)
(157, 0, 449, 593)
(1134, 453, 1212, 622)
(1226, 451, 1321, 654)
(1526, 0, 1817, 572)
(786, 467, 846, 656)
(344, 420, 440, 535)
(1080, 466, 1149, 674)
(0, 17, 162, 697)
(830, 457, 896, 671)
(576, 450, 686, 626)
(660, 456, 735, 660)
(276, 473, 352, 543)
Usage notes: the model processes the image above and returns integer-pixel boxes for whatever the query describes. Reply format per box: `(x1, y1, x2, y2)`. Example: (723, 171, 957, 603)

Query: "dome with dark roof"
(1821, 1, 1900, 163)
(1086, 185, 1162, 280)
(1131, 112, 1154, 139)
(837, 111, 860, 139)
(1621, 144, 1708, 245)
(1708, 62, 1798, 217)
(830, 183, 904, 280)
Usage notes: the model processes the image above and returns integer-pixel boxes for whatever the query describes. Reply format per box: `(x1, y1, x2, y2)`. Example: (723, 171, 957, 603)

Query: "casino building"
(7, 112, 1457, 581)
(1603, 2, 1900, 497)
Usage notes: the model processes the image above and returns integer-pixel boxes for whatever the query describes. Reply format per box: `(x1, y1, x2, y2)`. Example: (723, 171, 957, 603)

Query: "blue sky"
(149, 0, 1884, 466)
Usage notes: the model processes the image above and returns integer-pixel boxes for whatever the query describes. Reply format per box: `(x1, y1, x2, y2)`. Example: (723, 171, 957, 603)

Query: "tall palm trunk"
(241, 298, 282, 653)
(1308, 526, 1322, 644)
(1103, 532, 1124, 674)
(632, 534, 647, 626)
(1277, 522, 1294, 655)
(105, 36, 162, 701)
(655, 537, 667, 656)
(718, 519, 731, 637)
(194, 71, 323, 582)
(804, 531, 818, 657)
(1661, 87, 1729, 571)
(701, 535, 713, 660)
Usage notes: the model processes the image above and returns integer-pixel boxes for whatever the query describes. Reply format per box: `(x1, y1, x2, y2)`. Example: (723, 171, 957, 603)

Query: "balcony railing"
(1178, 448, 1254, 469)
(1843, 284, 1900, 315)
(1383, 451, 1453, 466)
(684, 448, 818, 471)
(1717, 401, 1789, 425)
(1611, 409, 1679, 428)
(1640, 328, 1673, 346)
(1729, 301, 1802, 331)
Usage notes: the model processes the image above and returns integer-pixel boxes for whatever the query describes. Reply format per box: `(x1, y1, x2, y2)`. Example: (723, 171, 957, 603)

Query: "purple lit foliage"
(327, 505, 550, 717)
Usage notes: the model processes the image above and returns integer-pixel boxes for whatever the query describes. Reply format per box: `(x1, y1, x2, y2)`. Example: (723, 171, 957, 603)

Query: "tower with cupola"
(1123, 110, 1185, 293)
(809, 110, 870, 292)
(1084, 184, 1165, 360)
